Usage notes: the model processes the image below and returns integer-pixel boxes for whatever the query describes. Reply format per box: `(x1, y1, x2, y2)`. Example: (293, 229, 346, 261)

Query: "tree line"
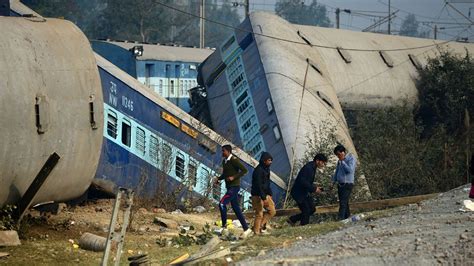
(22, 0, 428, 48)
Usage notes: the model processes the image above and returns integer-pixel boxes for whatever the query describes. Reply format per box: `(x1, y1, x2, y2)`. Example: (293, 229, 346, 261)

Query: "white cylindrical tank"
(0, 16, 103, 206)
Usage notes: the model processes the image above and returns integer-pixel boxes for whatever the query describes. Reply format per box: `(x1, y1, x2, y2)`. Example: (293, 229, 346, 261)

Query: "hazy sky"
(245, 0, 473, 41)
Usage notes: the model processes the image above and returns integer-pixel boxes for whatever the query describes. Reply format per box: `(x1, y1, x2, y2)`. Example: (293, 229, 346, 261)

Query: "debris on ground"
(171, 209, 183, 215)
(193, 206, 206, 213)
(78, 232, 106, 252)
(460, 200, 474, 212)
(153, 217, 178, 229)
(0, 231, 21, 246)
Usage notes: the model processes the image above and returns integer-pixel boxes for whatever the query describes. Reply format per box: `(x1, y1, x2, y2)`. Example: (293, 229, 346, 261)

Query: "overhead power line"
(155, 0, 462, 52)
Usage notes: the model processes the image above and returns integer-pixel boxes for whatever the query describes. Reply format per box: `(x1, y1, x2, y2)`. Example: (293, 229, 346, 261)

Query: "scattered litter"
(128, 250, 134, 255)
(73, 244, 79, 249)
(342, 214, 365, 224)
(68, 239, 74, 244)
(0, 252, 10, 258)
(171, 209, 183, 215)
(193, 206, 206, 213)
(226, 257, 233, 262)
(128, 254, 149, 265)
(153, 217, 178, 229)
(459, 200, 474, 212)
(296, 236, 303, 240)
(78, 232, 106, 252)
(232, 219, 242, 228)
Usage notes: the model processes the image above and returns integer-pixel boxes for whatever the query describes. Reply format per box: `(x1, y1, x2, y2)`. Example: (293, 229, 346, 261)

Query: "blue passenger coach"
(93, 54, 287, 208)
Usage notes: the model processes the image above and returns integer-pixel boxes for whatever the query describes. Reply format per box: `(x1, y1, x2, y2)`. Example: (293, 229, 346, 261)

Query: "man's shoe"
(240, 228, 253, 239)
(260, 229, 270, 235)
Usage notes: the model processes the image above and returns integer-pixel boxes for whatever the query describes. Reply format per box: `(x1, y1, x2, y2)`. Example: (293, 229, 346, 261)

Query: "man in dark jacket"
(251, 152, 276, 235)
(288, 153, 328, 226)
(215, 144, 253, 238)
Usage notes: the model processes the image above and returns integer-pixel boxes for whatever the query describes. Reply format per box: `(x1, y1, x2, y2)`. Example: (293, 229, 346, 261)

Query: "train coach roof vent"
(408, 53, 422, 70)
(379, 51, 394, 68)
(337, 47, 352, 63)
(297, 30, 312, 46)
(306, 58, 322, 75)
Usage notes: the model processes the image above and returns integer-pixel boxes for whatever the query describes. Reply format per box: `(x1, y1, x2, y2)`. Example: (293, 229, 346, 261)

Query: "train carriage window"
(135, 126, 146, 156)
(161, 143, 173, 172)
(188, 160, 197, 187)
(266, 98, 273, 113)
(107, 111, 118, 139)
(170, 80, 175, 96)
(273, 125, 281, 141)
(180, 82, 184, 96)
(121, 120, 131, 147)
(175, 152, 186, 179)
(199, 168, 210, 189)
(149, 135, 159, 165)
(212, 180, 222, 201)
(159, 79, 163, 95)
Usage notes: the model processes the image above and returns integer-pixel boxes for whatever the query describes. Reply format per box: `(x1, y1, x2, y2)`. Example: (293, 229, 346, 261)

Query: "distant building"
(91, 40, 214, 112)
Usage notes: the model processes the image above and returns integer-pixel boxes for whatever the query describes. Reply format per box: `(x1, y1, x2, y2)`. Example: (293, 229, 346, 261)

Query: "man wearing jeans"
(215, 145, 253, 239)
(332, 144, 357, 220)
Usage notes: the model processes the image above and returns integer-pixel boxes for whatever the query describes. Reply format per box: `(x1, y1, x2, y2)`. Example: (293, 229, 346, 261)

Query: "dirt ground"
(240, 184, 474, 265)
(1, 185, 473, 265)
(0, 199, 219, 265)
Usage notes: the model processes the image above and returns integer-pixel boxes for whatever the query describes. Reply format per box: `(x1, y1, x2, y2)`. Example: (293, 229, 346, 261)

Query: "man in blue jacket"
(332, 144, 357, 220)
(288, 153, 328, 226)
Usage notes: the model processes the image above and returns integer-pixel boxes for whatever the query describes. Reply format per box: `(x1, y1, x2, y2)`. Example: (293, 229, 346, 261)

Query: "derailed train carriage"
(1, 1, 287, 208)
(94, 54, 287, 208)
(194, 12, 474, 195)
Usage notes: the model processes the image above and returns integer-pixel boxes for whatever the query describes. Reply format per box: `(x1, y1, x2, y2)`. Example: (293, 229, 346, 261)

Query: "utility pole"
(388, 0, 391, 34)
(434, 24, 437, 40)
(336, 8, 340, 29)
(200, 0, 205, 48)
(245, 0, 249, 19)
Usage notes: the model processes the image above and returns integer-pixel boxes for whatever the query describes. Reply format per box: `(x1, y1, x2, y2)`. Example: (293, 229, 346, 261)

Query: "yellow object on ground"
(215, 219, 233, 228)
(169, 253, 190, 264)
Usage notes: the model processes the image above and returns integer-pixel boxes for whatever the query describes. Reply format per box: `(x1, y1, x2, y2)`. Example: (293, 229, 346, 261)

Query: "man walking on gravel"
(288, 153, 328, 226)
(332, 144, 357, 220)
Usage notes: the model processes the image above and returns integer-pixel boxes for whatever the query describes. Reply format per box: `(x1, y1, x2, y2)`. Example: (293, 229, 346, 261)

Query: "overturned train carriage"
(196, 12, 474, 196)
(0, 15, 103, 206)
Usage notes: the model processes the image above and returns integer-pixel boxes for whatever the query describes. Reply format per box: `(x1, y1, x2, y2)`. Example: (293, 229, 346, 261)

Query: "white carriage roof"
(93, 40, 214, 63)
(247, 12, 474, 162)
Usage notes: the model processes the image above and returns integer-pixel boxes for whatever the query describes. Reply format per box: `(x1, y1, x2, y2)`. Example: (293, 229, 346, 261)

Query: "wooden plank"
(169, 253, 190, 265)
(228, 193, 439, 219)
